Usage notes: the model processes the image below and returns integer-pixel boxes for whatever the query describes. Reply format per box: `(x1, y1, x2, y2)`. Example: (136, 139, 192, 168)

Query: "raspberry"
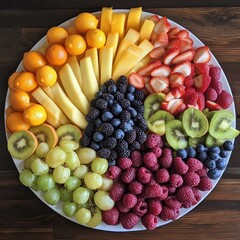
(152, 146, 162, 158)
(159, 205, 179, 221)
(158, 185, 169, 201)
(147, 199, 162, 215)
(165, 196, 182, 210)
(120, 212, 140, 229)
(210, 79, 223, 95)
(209, 65, 221, 82)
(105, 165, 122, 180)
(216, 90, 233, 109)
(176, 186, 195, 205)
(195, 166, 208, 177)
(174, 157, 189, 175)
(192, 187, 202, 203)
(122, 193, 137, 209)
(109, 181, 126, 201)
(116, 200, 130, 213)
(204, 87, 217, 101)
(166, 184, 176, 195)
(102, 207, 120, 225)
(155, 168, 170, 183)
(169, 173, 184, 188)
(121, 167, 137, 183)
(118, 157, 133, 170)
(145, 133, 161, 149)
(144, 184, 163, 198)
(183, 172, 200, 187)
(141, 213, 158, 230)
(130, 150, 143, 167)
(197, 176, 213, 191)
(132, 201, 148, 217)
(128, 181, 143, 195)
(143, 152, 158, 168)
(159, 148, 173, 168)
(137, 167, 152, 184)
(147, 162, 160, 172)
(187, 158, 203, 172)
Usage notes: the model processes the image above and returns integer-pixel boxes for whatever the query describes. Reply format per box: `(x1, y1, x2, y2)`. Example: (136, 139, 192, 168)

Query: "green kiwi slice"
(165, 119, 188, 150)
(7, 130, 38, 160)
(147, 110, 174, 135)
(144, 93, 165, 120)
(182, 107, 209, 138)
(205, 111, 217, 122)
(56, 124, 82, 142)
(188, 136, 205, 147)
(205, 134, 227, 147)
(209, 110, 239, 140)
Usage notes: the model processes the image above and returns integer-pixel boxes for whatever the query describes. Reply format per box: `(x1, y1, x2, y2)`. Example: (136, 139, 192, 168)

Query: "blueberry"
(219, 149, 228, 158)
(94, 118, 102, 128)
(90, 141, 100, 151)
(111, 103, 123, 116)
(176, 149, 187, 159)
(204, 159, 216, 170)
(129, 107, 137, 118)
(208, 146, 220, 154)
(196, 151, 208, 162)
(108, 84, 117, 94)
(95, 91, 103, 99)
(127, 84, 135, 93)
(100, 85, 107, 92)
(93, 132, 104, 142)
(223, 141, 234, 151)
(108, 99, 114, 107)
(101, 111, 114, 122)
(111, 118, 121, 127)
(207, 168, 221, 179)
(108, 159, 116, 166)
(216, 158, 227, 170)
(120, 122, 133, 132)
(114, 129, 125, 140)
(209, 152, 219, 161)
(196, 144, 205, 153)
(129, 119, 134, 125)
(186, 147, 196, 158)
(126, 92, 135, 101)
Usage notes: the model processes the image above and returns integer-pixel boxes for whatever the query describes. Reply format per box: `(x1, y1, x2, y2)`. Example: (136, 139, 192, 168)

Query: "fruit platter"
(4, 7, 239, 231)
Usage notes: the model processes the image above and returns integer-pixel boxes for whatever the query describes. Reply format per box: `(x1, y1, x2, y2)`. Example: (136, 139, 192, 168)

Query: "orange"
(64, 34, 86, 55)
(14, 71, 38, 92)
(46, 26, 69, 45)
(75, 12, 98, 34)
(66, 26, 79, 35)
(23, 104, 47, 126)
(8, 72, 20, 90)
(6, 111, 31, 133)
(45, 44, 68, 66)
(36, 65, 57, 87)
(23, 51, 47, 73)
(9, 90, 31, 111)
(86, 28, 106, 49)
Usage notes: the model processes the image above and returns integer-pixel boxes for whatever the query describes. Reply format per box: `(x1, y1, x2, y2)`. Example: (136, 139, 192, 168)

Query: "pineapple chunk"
(99, 46, 114, 85)
(139, 19, 155, 43)
(105, 32, 119, 58)
(100, 7, 113, 36)
(126, 7, 142, 32)
(111, 13, 126, 41)
(123, 28, 140, 43)
(85, 48, 99, 83)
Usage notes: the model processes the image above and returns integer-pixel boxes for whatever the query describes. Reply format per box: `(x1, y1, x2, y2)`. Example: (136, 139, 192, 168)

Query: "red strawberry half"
(193, 46, 211, 64)
(193, 74, 211, 93)
(150, 77, 169, 93)
(128, 73, 144, 89)
(216, 90, 233, 109)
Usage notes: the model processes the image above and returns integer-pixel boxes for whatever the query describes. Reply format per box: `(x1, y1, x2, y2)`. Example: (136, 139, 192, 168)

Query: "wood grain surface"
(0, 3, 240, 240)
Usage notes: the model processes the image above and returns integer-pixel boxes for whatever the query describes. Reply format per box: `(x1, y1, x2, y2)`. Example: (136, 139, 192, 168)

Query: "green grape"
(94, 190, 115, 211)
(59, 139, 79, 152)
(37, 173, 55, 192)
(65, 151, 80, 171)
(86, 207, 102, 228)
(73, 165, 89, 179)
(60, 188, 73, 201)
(62, 201, 77, 217)
(77, 147, 96, 164)
(35, 142, 50, 158)
(31, 184, 39, 191)
(24, 153, 38, 169)
(45, 146, 67, 168)
(88, 188, 95, 199)
(75, 207, 91, 224)
(64, 176, 81, 191)
(99, 174, 113, 191)
(73, 187, 90, 204)
(91, 157, 108, 175)
(53, 165, 71, 184)
(84, 172, 102, 190)
(31, 158, 49, 175)
(19, 169, 37, 187)
(44, 187, 60, 205)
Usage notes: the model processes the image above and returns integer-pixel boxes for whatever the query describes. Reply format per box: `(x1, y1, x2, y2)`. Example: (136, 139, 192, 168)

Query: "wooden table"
(1, 1, 240, 239)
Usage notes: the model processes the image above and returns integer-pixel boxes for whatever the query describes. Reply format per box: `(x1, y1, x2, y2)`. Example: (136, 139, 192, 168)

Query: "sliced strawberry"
(162, 48, 180, 65)
(162, 87, 170, 94)
(151, 64, 171, 77)
(174, 102, 187, 116)
(153, 32, 169, 48)
(193, 46, 211, 63)
(183, 37, 193, 45)
(161, 101, 168, 111)
(209, 65, 221, 82)
(169, 72, 185, 88)
(205, 100, 222, 111)
(150, 32, 159, 42)
(184, 76, 194, 87)
(172, 61, 192, 77)
(187, 104, 199, 110)
(153, 16, 171, 34)
(216, 90, 233, 109)
(193, 74, 211, 93)
(196, 91, 205, 111)
(145, 82, 154, 93)
(168, 27, 180, 40)
(149, 46, 166, 59)
(194, 63, 210, 75)
(179, 39, 193, 53)
(137, 60, 161, 76)
(171, 49, 195, 65)
(182, 87, 198, 105)
(176, 29, 189, 40)
(167, 38, 181, 50)
(165, 86, 186, 101)
(143, 76, 151, 84)
(128, 73, 144, 89)
(168, 99, 184, 115)
(149, 15, 160, 23)
(150, 77, 169, 93)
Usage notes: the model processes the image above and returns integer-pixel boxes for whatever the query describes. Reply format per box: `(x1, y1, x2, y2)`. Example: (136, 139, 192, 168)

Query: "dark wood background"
(1, 1, 240, 240)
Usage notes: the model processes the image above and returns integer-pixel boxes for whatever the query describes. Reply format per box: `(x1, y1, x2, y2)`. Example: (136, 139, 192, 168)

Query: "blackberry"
(102, 137, 117, 149)
(134, 89, 145, 101)
(104, 79, 115, 87)
(114, 91, 124, 100)
(131, 100, 143, 108)
(80, 135, 91, 147)
(125, 130, 137, 144)
(99, 123, 114, 137)
(86, 107, 100, 120)
(135, 115, 147, 131)
(117, 75, 128, 85)
(119, 139, 128, 151)
(84, 123, 95, 137)
(118, 149, 131, 158)
(136, 130, 147, 144)
(95, 98, 108, 110)
(90, 98, 97, 107)
(102, 93, 114, 102)
(120, 110, 131, 122)
(108, 150, 118, 162)
(118, 98, 131, 109)
(117, 83, 127, 94)
(97, 148, 111, 159)
(130, 141, 141, 150)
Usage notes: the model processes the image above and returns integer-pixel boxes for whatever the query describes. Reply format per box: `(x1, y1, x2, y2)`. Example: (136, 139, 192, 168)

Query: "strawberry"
(153, 16, 171, 34)
(216, 90, 233, 109)
(143, 76, 151, 84)
(169, 72, 185, 88)
(149, 15, 160, 23)
(149, 46, 166, 59)
(137, 60, 161, 76)
(153, 32, 169, 48)
(194, 63, 210, 75)
(209, 65, 221, 82)
(183, 37, 193, 45)
(150, 77, 169, 93)
(193, 74, 211, 93)
(168, 99, 184, 115)
(145, 82, 154, 93)
(176, 29, 189, 40)
(150, 32, 159, 42)
(182, 87, 198, 105)
(184, 76, 193, 87)
(162, 87, 170, 94)
(151, 64, 171, 77)
(205, 100, 222, 111)
(161, 101, 168, 111)
(167, 38, 181, 50)
(179, 39, 193, 53)
(172, 61, 192, 77)
(204, 87, 217, 101)
(171, 49, 195, 65)
(162, 48, 180, 65)
(174, 102, 187, 116)
(165, 86, 186, 101)
(168, 27, 180, 40)
(193, 46, 211, 63)
(210, 79, 223, 95)
(196, 91, 205, 111)
(128, 73, 144, 89)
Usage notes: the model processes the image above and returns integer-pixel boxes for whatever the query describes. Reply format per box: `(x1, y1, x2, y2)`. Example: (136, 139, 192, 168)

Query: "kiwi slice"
(144, 93, 165, 120)
(165, 119, 188, 150)
(56, 124, 82, 142)
(147, 110, 174, 135)
(205, 111, 217, 122)
(29, 123, 58, 150)
(182, 107, 209, 138)
(7, 130, 38, 160)
(205, 134, 226, 147)
(209, 110, 239, 140)
(188, 136, 205, 147)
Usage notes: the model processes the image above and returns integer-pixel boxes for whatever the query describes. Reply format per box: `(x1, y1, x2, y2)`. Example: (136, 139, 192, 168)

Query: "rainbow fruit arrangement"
(5, 7, 240, 230)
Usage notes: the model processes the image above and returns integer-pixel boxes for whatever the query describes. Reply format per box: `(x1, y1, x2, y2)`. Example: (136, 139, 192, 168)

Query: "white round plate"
(4, 9, 236, 232)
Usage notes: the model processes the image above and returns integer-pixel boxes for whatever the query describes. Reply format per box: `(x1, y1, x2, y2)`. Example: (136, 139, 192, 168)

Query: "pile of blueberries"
(176, 140, 234, 179)
(80, 76, 147, 165)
